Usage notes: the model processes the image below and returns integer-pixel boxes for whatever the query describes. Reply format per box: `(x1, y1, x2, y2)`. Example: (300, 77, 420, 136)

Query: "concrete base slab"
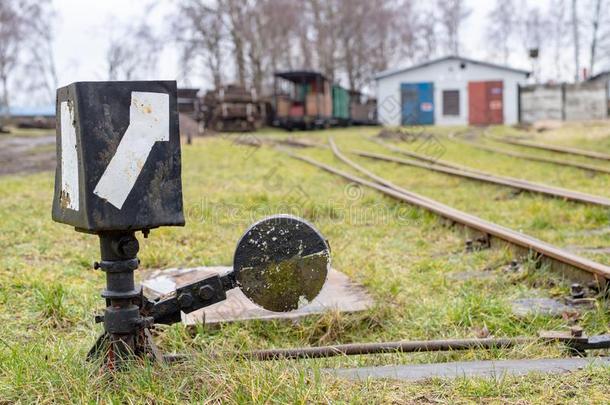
(511, 298, 574, 318)
(141, 266, 373, 325)
(325, 357, 610, 381)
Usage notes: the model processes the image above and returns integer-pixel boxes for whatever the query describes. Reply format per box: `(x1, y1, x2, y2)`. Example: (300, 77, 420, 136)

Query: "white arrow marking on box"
(94, 91, 169, 209)
(60, 101, 80, 211)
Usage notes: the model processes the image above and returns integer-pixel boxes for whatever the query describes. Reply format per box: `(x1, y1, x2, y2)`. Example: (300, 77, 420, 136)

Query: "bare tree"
(106, 19, 161, 81)
(548, 0, 570, 79)
(174, 1, 226, 89)
(222, 0, 248, 86)
(486, 0, 517, 64)
(0, 3, 21, 119)
(23, 8, 57, 103)
(243, 3, 265, 94)
(589, 0, 604, 75)
(336, 0, 367, 91)
(436, 0, 472, 55)
(520, 7, 549, 82)
(170, 0, 446, 95)
(259, 0, 300, 75)
(415, 10, 439, 61)
(0, 0, 54, 121)
(295, 3, 313, 69)
(572, 0, 581, 81)
(309, 0, 340, 81)
(228, 0, 301, 95)
(601, 3, 610, 68)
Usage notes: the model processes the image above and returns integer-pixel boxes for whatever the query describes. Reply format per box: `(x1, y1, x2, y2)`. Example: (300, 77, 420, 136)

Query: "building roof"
(374, 55, 531, 81)
(275, 70, 328, 83)
(588, 71, 610, 82)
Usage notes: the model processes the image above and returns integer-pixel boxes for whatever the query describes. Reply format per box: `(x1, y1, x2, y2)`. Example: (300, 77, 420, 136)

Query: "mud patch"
(0, 134, 55, 176)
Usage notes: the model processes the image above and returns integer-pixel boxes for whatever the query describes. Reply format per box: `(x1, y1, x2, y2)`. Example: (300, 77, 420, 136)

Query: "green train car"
(332, 84, 350, 126)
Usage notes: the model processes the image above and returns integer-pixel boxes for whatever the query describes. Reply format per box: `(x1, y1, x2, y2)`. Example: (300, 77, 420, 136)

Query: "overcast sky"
(37, 0, 606, 106)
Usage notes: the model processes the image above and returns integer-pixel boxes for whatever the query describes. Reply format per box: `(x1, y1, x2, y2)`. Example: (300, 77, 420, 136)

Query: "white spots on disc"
(248, 236, 269, 249)
(60, 101, 79, 211)
(93, 91, 170, 209)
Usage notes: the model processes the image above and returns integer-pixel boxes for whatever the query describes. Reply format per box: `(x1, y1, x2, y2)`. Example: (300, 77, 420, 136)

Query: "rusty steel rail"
(453, 137, 610, 175)
(352, 149, 610, 207)
(372, 137, 479, 173)
(242, 337, 532, 361)
(494, 137, 610, 162)
(279, 141, 610, 283)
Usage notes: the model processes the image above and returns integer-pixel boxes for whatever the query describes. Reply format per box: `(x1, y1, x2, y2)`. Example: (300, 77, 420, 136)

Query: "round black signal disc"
(233, 215, 330, 312)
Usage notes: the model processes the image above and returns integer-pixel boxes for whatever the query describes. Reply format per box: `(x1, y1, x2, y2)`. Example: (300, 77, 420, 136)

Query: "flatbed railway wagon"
(273, 70, 350, 130)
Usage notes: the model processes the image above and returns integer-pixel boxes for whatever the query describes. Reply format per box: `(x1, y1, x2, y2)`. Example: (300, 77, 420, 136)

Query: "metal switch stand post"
(88, 232, 159, 368)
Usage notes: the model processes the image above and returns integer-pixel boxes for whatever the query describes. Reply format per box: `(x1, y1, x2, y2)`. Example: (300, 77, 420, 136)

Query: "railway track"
(280, 139, 610, 285)
(352, 148, 610, 207)
(451, 136, 610, 175)
(494, 137, 610, 162)
(245, 135, 610, 379)
(371, 137, 483, 172)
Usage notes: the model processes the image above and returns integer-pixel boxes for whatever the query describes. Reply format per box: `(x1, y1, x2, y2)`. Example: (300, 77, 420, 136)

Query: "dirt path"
(0, 134, 56, 176)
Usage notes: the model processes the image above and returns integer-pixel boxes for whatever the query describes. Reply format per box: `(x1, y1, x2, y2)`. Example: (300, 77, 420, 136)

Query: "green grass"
(1, 123, 610, 402)
(1, 126, 53, 137)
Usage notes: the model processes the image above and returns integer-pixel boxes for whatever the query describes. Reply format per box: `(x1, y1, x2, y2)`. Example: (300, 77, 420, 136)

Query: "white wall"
(376, 58, 529, 126)
(520, 83, 609, 123)
(520, 85, 563, 123)
(564, 83, 608, 121)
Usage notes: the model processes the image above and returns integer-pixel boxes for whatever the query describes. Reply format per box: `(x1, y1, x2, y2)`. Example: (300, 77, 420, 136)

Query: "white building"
(375, 56, 530, 126)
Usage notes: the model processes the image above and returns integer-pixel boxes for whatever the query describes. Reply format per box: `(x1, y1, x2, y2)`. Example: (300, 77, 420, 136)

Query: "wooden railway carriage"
(273, 70, 354, 130)
(273, 71, 332, 130)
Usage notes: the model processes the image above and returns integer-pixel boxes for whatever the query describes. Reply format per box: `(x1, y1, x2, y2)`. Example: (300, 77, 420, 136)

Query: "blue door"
(401, 82, 434, 125)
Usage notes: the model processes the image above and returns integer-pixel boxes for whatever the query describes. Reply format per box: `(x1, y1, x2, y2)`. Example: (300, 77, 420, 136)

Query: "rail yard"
(2, 0, 610, 401)
(1, 121, 610, 402)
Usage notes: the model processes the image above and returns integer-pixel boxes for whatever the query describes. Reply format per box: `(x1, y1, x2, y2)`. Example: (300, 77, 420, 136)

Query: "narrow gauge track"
(372, 137, 484, 173)
(279, 139, 610, 284)
(352, 149, 610, 207)
(452, 137, 610, 175)
(494, 136, 610, 162)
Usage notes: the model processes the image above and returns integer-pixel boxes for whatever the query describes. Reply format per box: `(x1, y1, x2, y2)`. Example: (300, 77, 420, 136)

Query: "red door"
(468, 82, 487, 125)
(486, 81, 503, 124)
(468, 81, 504, 125)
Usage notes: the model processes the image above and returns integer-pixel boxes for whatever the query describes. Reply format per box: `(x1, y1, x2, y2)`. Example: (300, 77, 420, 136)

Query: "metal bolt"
(177, 293, 193, 308)
(118, 237, 139, 257)
(504, 260, 519, 273)
(94, 314, 104, 323)
(586, 281, 600, 293)
(571, 325, 584, 338)
(571, 283, 585, 299)
(198, 285, 215, 300)
(136, 316, 155, 329)
(93, 261, 101, 270)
